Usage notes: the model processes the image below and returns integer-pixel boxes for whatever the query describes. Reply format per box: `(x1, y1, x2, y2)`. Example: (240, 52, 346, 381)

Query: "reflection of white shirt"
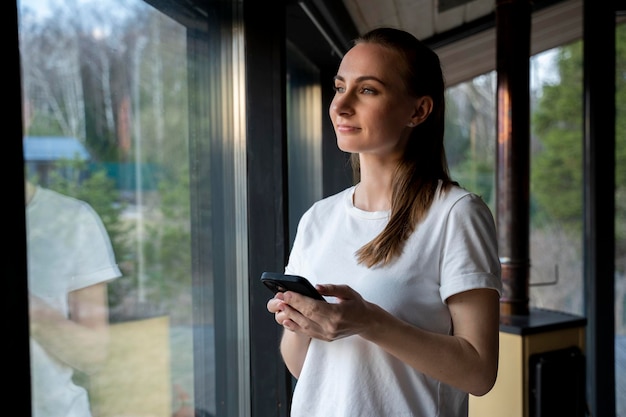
(286, 183, 502, 417)
(27, 186, 122, 417)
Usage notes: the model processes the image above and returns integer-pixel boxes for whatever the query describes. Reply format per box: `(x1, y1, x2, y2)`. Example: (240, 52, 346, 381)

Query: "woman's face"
(330, 42, 419, 161)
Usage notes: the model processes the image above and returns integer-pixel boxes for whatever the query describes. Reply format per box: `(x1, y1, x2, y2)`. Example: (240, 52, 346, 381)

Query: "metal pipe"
(495, 0, 531, 316)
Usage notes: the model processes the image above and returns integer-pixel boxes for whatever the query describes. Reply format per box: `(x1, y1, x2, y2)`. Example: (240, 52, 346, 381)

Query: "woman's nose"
(331, 94, 354, 116)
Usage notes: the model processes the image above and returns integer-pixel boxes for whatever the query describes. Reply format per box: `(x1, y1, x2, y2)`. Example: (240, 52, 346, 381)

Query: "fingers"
(316, 284, 357, 301)
(282, 291, 326, 316)
(266, 287, 357, 341)
(266, 294, 302, 329)
(266, 296, 284, 314)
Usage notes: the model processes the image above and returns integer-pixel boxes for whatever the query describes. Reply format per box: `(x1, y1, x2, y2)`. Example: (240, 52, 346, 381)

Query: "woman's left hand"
(279, 284, 377, 341)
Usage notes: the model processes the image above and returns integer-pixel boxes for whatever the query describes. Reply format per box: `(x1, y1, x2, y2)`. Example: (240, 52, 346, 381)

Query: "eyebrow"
(333, 75, 387, 86)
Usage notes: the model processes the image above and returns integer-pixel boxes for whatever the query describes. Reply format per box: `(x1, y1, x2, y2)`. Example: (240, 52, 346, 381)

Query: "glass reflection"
(19, 0, 201, 415)
(27, 177, 121, 417)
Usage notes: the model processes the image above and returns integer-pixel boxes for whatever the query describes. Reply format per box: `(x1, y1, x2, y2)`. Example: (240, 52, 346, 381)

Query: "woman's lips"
(336, 124, 360, 133)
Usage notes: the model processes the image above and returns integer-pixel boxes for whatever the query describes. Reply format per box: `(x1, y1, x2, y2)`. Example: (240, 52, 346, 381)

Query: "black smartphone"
(260, 272, 325, 301)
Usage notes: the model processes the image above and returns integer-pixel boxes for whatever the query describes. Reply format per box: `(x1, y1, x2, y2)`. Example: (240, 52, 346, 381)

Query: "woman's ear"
(409, 96, 434, 127)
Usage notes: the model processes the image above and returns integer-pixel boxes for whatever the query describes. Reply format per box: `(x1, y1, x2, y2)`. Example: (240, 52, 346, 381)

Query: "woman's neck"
(353, 174, 393, 212)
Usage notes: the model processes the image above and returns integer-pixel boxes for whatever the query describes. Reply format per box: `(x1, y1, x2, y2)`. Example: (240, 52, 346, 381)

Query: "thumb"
(316, 284, 355, 300)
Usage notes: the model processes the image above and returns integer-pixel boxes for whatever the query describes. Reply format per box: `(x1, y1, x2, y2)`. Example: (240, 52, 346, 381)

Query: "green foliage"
(531, 23, 626, 272)
(26, 115, 65, 137)
(531, 42, 584, 233)
(46, 158, 129, 246)
(531, 128, 583, 228)
(450, 159, 495, 207)
(444, 76, 497, 208)
(444, 92, 471, 168)
(139, 165, 192, 321)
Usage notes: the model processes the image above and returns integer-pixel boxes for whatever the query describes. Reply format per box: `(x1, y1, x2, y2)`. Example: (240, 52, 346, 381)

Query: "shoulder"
(35, 187, 93, 210)
(430, 184, 496, 232)
(436, 185, 497, 241)
(436, 183, 492, 214)
(31, 187, 105, 226)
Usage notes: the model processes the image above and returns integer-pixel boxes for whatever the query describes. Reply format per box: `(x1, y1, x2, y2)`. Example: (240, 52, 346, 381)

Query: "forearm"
(361, 303, 498, 396)
(30, 297, 110, 374)
(280, 329, 312, 379)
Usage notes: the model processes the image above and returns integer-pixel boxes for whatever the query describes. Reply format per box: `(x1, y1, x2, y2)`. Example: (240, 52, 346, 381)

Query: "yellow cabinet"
(470, 309, 586, 417)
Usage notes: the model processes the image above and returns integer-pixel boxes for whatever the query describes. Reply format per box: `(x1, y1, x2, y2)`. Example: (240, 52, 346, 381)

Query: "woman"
(26, 181, 122, 417)
(266, 27, 502, 417)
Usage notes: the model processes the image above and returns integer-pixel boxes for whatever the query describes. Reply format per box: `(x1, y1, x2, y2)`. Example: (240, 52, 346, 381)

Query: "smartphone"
(260, 272, 325, 301)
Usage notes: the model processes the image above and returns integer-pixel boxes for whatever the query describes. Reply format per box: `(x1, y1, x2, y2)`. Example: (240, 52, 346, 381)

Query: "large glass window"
(444, 47, 586, 315)
(528, 45, 585, 316)
(445, 22, 626, 415)
(19, 1, 249, 416)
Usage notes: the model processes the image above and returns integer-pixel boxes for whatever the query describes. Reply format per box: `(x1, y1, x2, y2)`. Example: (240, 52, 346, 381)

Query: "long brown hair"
(351, 27, 457, 267)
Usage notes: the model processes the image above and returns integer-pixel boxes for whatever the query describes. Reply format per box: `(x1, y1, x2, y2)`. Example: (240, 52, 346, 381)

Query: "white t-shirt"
(27, 186, 122, 417)
(285, 183, 502, 417)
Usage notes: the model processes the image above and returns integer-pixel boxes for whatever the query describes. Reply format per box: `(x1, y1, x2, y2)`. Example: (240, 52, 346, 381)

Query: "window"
(445, 22, 626, 414)
(444, 47, 586, 316)
(20, 0, 251, 415)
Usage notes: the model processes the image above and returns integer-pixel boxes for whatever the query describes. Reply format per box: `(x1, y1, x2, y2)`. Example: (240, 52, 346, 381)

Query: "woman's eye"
(333, 85, 345, 93)
(361, 87, 375, 94)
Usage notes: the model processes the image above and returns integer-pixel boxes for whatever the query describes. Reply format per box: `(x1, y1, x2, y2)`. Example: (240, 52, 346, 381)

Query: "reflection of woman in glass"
(26, 181, 122, 417)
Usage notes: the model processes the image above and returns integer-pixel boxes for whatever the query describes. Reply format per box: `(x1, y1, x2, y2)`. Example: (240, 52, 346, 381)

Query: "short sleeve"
(70, 201, 122, 291)
(439, 194, 502, 302)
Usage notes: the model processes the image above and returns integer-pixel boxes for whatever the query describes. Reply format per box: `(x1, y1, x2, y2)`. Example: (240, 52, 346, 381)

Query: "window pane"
(18, 1, 226, 415)
(447, 28, 624, 416)
(445, 72, 497, 213)
(444, 49, 587, 316)
(528, 46, 584, 316)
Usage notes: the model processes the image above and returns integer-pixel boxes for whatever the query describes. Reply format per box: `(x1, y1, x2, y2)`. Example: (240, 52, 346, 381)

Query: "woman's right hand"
(267, 291, 312, 378)
(266, 292, 289, 325)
